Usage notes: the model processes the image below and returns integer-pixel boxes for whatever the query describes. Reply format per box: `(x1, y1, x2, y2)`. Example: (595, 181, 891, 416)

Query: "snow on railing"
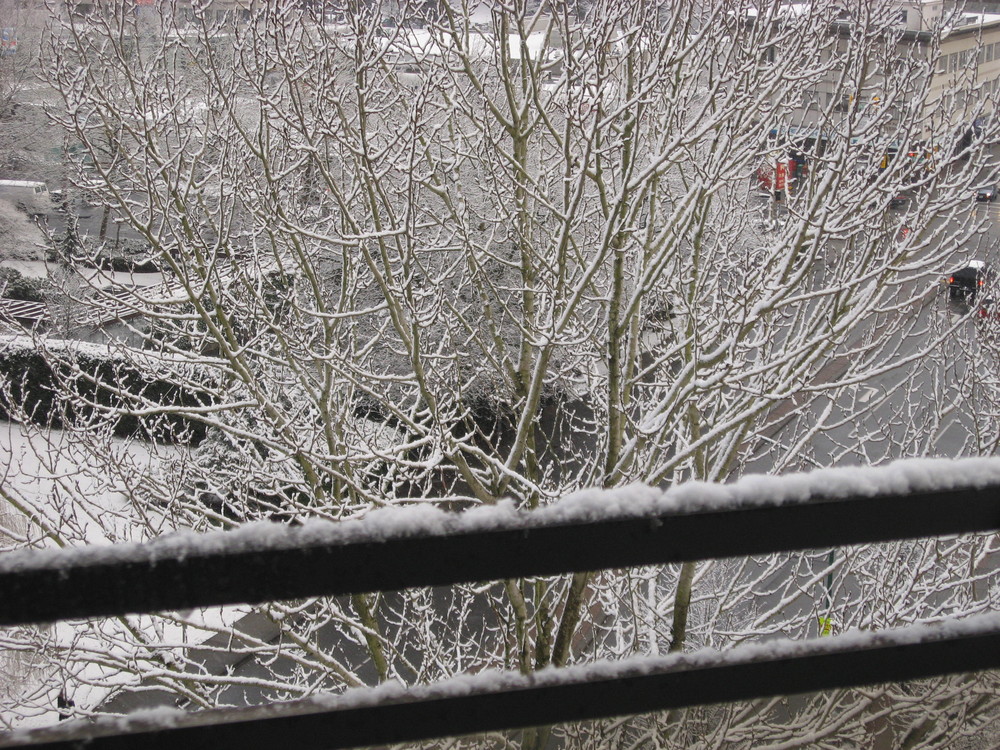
(1, 457, 1000, 749)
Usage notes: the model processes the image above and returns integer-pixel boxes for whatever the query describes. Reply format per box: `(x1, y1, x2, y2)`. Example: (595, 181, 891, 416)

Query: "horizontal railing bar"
(4, 614, 999, 750)
(1, 483, 999, 625)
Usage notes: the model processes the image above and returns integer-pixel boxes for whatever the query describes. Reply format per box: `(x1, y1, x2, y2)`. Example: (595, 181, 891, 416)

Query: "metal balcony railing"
(1, 459, 1000, 749)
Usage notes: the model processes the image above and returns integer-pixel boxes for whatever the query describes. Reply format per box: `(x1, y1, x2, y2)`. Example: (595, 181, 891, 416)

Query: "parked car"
(976, 185, 998, 202)
(888, 194, 908, 209)
(947, 260, 992, 301)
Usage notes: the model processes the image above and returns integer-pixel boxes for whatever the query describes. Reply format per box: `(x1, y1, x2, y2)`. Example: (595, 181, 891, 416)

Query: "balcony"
(1, 457, 999, 749)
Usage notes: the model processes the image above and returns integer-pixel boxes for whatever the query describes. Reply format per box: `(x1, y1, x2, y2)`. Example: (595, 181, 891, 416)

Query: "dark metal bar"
(4, 617, 999, 750)
(1, 484, 999, 625)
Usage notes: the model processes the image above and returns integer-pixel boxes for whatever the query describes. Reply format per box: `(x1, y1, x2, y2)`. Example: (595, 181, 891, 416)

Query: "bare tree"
(2, 0, 999, 746)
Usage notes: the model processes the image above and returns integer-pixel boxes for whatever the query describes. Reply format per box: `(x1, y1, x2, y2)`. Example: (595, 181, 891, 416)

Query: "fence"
(1, 459, 999, 748)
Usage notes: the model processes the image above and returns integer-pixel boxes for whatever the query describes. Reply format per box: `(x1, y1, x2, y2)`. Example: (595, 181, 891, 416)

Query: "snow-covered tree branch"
(2, 0, 998, 746)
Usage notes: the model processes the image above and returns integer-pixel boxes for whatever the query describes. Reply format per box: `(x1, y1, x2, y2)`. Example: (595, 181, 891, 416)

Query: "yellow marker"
(817, 616, 833, 636)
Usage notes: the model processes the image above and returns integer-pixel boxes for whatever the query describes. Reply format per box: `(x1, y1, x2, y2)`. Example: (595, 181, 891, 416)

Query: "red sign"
(775, 162, 786, 192)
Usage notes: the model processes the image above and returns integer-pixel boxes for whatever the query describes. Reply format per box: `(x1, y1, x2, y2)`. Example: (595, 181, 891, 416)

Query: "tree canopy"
(2, 1, 999, 746)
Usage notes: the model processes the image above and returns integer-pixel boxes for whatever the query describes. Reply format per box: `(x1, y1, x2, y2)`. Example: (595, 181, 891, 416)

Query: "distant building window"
(899, 10, 908, 24)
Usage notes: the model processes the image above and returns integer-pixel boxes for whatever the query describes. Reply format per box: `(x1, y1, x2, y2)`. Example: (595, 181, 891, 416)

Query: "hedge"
(0, 340, 213, 444)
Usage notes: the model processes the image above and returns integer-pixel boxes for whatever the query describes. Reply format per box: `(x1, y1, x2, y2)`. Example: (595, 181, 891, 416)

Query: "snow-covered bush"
(0, 338, 212, 443)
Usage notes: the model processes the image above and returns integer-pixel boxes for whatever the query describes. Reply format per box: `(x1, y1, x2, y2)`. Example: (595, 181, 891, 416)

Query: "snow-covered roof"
(949, 12, 1000, 31)
(0, 298, 47, 323)
(0, 180, 47, 191)
(744, 2, 1000, 34)
(380, 29, 553, 64)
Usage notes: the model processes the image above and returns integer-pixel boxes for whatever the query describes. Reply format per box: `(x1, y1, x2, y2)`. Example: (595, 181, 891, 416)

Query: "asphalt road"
(746, 193, 1000, 471)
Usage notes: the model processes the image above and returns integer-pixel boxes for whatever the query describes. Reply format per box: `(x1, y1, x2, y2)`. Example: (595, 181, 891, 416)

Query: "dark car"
(976, 185, 998, 202)
(948, 260, 992, 301)
(888, 194, 908, 209)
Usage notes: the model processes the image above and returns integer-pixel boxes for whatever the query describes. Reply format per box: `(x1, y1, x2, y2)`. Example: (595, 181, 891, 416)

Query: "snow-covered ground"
(0, 420, 168, 547)
(0, 421, 250, 729)
(0, 420, 175, 727)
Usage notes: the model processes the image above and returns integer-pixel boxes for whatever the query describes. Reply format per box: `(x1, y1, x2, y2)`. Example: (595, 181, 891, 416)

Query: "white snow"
(550, 456, 1000, 519)
(0, 334, 225, 384)
(7, 610, 1000, 743)
(0, 421, 166, 548)
(0, 421, 248, 729)
(380, 28, 552, 65)
(3, 455, 999, 574)
(0, 262, 163, 287)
